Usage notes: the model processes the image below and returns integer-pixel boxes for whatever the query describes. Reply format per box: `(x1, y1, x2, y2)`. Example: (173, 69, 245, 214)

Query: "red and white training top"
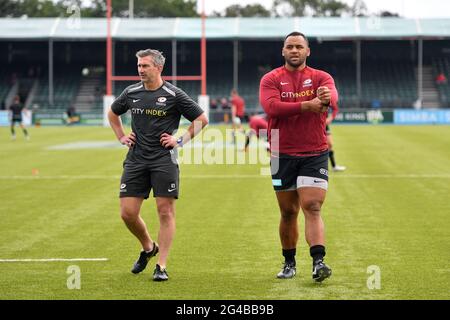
(259, 65, 339, 156)
(231, 95, 245, 118)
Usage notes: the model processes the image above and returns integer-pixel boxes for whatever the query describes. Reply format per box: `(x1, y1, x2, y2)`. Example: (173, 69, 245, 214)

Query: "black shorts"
(271, 152, 329, 191)
(119, 160, 180, 199)
(12, 117, 22, 124)
(325, 125, 331, 135)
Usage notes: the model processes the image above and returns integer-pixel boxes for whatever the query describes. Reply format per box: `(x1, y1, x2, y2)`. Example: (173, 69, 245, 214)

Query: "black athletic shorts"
(271, 151, 329, 191)
(12, 117, 22, 124)
(119, 159, 180, 199)
(325, 125, 331, 135)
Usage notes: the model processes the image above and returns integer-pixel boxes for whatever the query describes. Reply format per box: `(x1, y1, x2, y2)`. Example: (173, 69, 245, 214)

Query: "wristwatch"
(176, 137, 183, 147)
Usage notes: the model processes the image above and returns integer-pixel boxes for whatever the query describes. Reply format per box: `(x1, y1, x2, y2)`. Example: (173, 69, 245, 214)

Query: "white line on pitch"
(331, 174, 450, 178)
(0, 175, 120, 180)
(0, 174, 450, 180)
(182, 174, 450, 179)
(0, 258, 109, 263)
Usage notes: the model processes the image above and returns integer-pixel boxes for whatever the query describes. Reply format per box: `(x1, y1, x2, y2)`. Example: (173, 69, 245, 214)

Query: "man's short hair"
(284, 31, 309, 46)
(135, 49, 166, 68)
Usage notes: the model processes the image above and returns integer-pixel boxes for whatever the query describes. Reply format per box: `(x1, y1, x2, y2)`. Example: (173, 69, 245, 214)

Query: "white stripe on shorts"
(297, 176, 328, 190)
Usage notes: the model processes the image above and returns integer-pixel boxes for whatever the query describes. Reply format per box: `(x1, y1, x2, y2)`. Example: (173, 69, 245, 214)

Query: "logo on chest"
(303, 79, 313, 87)
(156, 96, 167, 107)
(131, 107, 167, 117)
(281, 89, 315, 99)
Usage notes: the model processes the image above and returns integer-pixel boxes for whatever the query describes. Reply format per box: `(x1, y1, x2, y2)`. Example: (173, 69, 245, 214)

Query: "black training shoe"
(312, 260, 332, 282)
(131, 243, 159, 274)
(277, 262, 296, 279)
(153, 264, 169, 281)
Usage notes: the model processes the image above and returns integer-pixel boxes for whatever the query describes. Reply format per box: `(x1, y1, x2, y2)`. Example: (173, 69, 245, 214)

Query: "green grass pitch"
(0, 124, 449, 299)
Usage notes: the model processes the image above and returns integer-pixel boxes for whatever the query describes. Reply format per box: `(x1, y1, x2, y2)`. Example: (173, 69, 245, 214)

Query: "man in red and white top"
(326, 104, 346, 172)
(244, 113, 269, 152)
(230, 89, 245, 143)
(259, 31, 337, 282)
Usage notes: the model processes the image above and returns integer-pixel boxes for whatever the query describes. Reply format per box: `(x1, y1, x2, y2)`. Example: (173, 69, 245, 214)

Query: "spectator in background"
(436, 73, 447, 85)
(210, 98, 218, 110)
(220, 97, 230, 110)
(220, 97, 231, 123)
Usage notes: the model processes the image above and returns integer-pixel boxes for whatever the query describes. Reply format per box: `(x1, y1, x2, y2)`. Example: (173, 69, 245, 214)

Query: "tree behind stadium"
(0, 0, 199, 18)
(272, 0, 350, 17)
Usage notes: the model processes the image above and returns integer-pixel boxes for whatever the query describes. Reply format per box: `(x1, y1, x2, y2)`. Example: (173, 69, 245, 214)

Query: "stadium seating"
(0, 59, 426, 114)
(315, 60, 418, 109)
(432, 57, 450, 107)
(32, 74, 80, 111)
(3, 39, 450, 117)
(0, 81, 9, 108)
(0, 68, 27, 108)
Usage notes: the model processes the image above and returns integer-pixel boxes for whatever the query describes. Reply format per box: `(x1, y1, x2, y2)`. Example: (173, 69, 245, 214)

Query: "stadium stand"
(2, 17, 450, 121)
(32, 75, 80, 111)
(433, 57, 450, 107)
(0, 79, 10, 107)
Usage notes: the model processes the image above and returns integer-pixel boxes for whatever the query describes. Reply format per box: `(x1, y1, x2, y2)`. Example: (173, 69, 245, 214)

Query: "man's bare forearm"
(180, 113, 209, 145)
(108, 109, 126, 140)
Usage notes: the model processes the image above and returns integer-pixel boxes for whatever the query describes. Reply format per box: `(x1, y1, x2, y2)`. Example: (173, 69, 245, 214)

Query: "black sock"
(310, 245, 326, 264)
(282, 248, 296, 265)
(329, 150, 336, 167)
